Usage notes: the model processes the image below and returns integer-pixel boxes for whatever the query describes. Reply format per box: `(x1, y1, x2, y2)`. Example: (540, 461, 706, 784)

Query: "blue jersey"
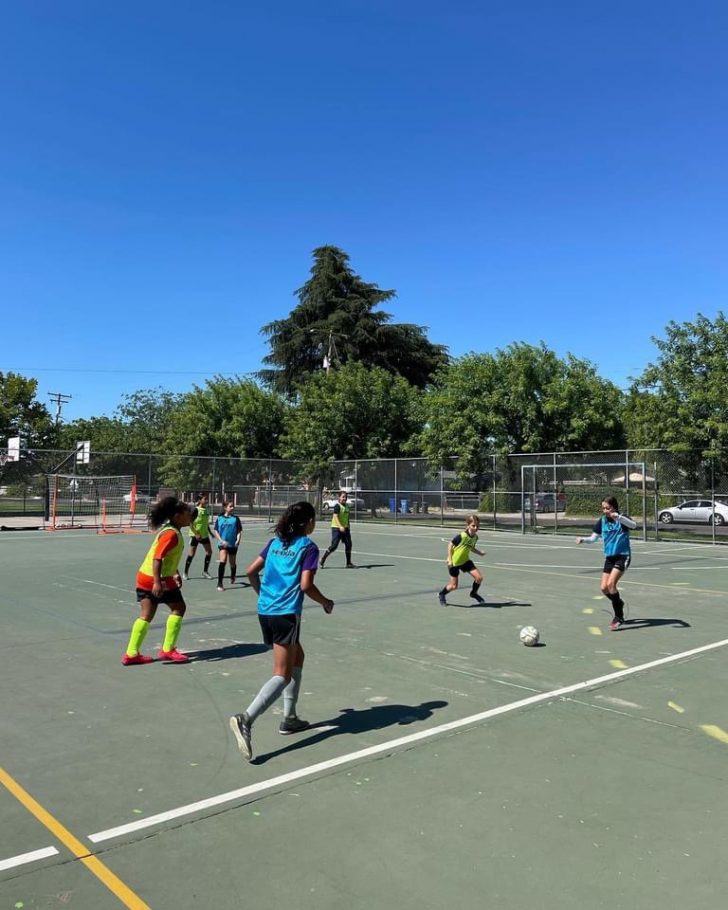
(257, 535, 320, 616)
(215, 514, 241, 547)
(592, 516, 632, 556)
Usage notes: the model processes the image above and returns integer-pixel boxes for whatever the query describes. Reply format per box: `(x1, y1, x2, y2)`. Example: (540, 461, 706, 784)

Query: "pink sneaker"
(158, 648, 190, 663)
(121, 652, 154, 666)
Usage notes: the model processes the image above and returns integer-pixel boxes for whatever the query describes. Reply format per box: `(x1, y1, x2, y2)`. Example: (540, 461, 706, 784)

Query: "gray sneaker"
(438, 592, 447, 606)
(279, 716, 310, 735)
(229, 713, 252, 760)
(202, 571, 212, 579)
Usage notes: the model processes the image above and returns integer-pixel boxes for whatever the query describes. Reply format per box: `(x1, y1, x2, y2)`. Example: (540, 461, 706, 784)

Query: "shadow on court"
(618, 617, 691, 630)
(252, 699, 448, 765)
(321, 563, 396, 570)
(446, 600, 532, 610)
(189, 642, 269, 662)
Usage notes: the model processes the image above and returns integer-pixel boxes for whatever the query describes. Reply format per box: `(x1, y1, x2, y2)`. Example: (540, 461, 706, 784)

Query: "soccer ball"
(519, 625, 539, 647)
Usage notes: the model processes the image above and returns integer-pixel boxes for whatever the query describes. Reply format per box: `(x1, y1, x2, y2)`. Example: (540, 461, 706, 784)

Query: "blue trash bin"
(400, 499, 409, 514)
(389, 497, 397, 513)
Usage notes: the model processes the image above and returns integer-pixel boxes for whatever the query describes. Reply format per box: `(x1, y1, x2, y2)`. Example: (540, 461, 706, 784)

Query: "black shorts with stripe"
(258, 613, 301, 646)
(603, 554, 631, 573)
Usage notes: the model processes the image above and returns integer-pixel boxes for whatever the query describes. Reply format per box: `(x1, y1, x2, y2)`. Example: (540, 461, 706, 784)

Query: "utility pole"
(48, 392, 72, 423)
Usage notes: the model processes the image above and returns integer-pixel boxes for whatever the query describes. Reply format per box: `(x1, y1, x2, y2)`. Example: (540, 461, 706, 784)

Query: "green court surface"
(1, 523, 728, 909)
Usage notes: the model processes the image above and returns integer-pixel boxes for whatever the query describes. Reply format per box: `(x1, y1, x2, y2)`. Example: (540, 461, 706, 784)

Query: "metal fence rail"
(2, 447, 727, 542)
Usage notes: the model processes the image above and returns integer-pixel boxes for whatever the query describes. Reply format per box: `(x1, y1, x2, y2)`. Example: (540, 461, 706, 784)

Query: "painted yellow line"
(0, 767, 150, 910)
(609, 659, 628, 669)
(496, 563, 724, 596)
(588, 626, 603, 636)
(582, 607, 594, 614)
(700, 725, 728, 744)
(667, 701, 685, 714)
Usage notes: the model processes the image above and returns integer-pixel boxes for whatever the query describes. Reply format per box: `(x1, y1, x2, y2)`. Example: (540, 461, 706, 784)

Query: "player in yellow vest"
(183, 492, 212, 579)
(438, 514, 486, 606)
(122, 496, 195, 665)
(320, 491, 355, 568)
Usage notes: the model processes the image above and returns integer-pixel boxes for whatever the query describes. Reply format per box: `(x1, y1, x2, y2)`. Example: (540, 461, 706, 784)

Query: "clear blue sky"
(2, 0, 727, 422)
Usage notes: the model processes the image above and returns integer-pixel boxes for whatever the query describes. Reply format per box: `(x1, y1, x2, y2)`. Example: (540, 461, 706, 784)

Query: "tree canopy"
(279, 362, 422, 483)
(0, 372, 55, 448)
(418, 344, 626, 479)
(626, 313, 728, 480)
(260, 246, 448, 395)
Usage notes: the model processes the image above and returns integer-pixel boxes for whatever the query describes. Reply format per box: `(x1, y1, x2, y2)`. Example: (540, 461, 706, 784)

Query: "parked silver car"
(658, 499, 728, 526)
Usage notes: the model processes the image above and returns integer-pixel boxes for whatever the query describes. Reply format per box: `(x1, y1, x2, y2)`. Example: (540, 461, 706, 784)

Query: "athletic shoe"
(182, 573, 189, 581)
(202, 571, 212, 579)
(230, 576, 237, 585)
(217, 585, 224, 592)
(121, 652, 154, 666)
(438, 592, 447, 606)
(279, 716, 310, 735)
(470, 592, 485, 604)
(158, 648, 190, 663)
(229, 713, 252, 760)
(345, 563, 356, 569)
(609, 618, 623, 631)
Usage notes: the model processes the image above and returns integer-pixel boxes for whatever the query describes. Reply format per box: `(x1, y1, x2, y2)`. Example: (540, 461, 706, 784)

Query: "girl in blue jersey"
(576, 496, 637, 630)
(229, 501, 334, 762)
(212, 500, 242, 591)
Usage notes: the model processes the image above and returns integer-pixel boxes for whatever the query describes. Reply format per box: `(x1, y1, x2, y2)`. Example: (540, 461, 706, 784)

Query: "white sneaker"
(182, 573, 189, 581)
(202, 571, 212, 579)
(217, 585, 224, 592)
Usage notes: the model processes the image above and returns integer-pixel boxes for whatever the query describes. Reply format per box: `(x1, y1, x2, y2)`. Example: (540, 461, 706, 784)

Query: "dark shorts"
(603, 554, 631, 573)
(189, 536, 210, 548)
(218, 544, 238, 555)
(136, 587, 185, 607)
(258, 613, 301, 646)
(449, 559, 476, 577)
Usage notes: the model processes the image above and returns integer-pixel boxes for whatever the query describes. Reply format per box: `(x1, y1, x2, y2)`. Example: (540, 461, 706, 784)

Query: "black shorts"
(449, 560, 476, 577)
(258, 613, 301, 646)
(136, 587, 185, 607)
(218, 544, 238, 555)
(603, 554, 631, 573)
(189, 536, 210, 548)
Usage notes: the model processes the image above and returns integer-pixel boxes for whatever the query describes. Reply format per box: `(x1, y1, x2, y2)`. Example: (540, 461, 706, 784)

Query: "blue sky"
(2, 0, 727, 422)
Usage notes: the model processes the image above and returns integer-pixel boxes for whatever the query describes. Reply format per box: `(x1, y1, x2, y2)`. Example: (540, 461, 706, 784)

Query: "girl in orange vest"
(122, 496, 195, 666)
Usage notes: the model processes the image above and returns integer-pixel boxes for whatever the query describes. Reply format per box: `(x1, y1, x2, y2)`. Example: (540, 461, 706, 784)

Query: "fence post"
(394, 457, 398, 525)
(492, 454, 497, 530)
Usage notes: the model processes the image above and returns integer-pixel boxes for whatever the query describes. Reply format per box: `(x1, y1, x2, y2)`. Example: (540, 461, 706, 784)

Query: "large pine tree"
(259, 246, 448, 395)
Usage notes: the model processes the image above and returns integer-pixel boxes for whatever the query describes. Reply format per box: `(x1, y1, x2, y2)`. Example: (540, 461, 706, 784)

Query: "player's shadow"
(189, 642, 269, 662)
(448, 600, 532, 610)
(252, 699, 448, 765)
(322, 563, 396, 570)
(618, 617, 691, 630)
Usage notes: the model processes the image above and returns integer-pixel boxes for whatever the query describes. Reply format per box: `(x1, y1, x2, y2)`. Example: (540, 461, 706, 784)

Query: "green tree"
(627, 312, 728, 483)
(0, 372, 55, 448)
(279, 362, 422, 485)
(419, 344, 625, 479)
(159, 378, 287, 489)
(260, 245, 448, 395)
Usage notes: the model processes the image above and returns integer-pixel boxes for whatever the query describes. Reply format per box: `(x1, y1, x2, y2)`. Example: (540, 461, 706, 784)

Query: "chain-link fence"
(2, 447, 727, 542)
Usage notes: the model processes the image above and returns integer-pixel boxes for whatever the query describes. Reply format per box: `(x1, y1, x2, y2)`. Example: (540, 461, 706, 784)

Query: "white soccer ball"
(519, 625, 539, 647)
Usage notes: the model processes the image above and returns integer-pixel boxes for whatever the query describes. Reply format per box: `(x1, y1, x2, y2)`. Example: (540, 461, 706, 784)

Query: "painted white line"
(88, 636, 728, 844)
(0, 845, 59, 871)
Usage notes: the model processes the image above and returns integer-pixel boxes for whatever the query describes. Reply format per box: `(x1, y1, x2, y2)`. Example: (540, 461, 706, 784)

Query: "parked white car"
(321, 494, 365, 511)
(658, 499, 728, 526)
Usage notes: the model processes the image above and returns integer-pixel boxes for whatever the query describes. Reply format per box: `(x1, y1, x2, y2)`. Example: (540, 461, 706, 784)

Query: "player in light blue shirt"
(577, 496, 637, 630)
(229, 501, 334, 762)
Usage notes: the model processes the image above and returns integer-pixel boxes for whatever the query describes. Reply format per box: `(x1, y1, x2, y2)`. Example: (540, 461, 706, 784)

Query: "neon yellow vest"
(331, 502, 350, 529)
(140, 523, 184, 577)
(451, 531, 477, 566)
(190, 505, 210, 538)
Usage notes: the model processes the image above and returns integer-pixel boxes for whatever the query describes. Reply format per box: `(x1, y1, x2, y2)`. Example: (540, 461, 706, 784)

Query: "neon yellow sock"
(126, 619, 150, 657)
(163, 614, 183, 652)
